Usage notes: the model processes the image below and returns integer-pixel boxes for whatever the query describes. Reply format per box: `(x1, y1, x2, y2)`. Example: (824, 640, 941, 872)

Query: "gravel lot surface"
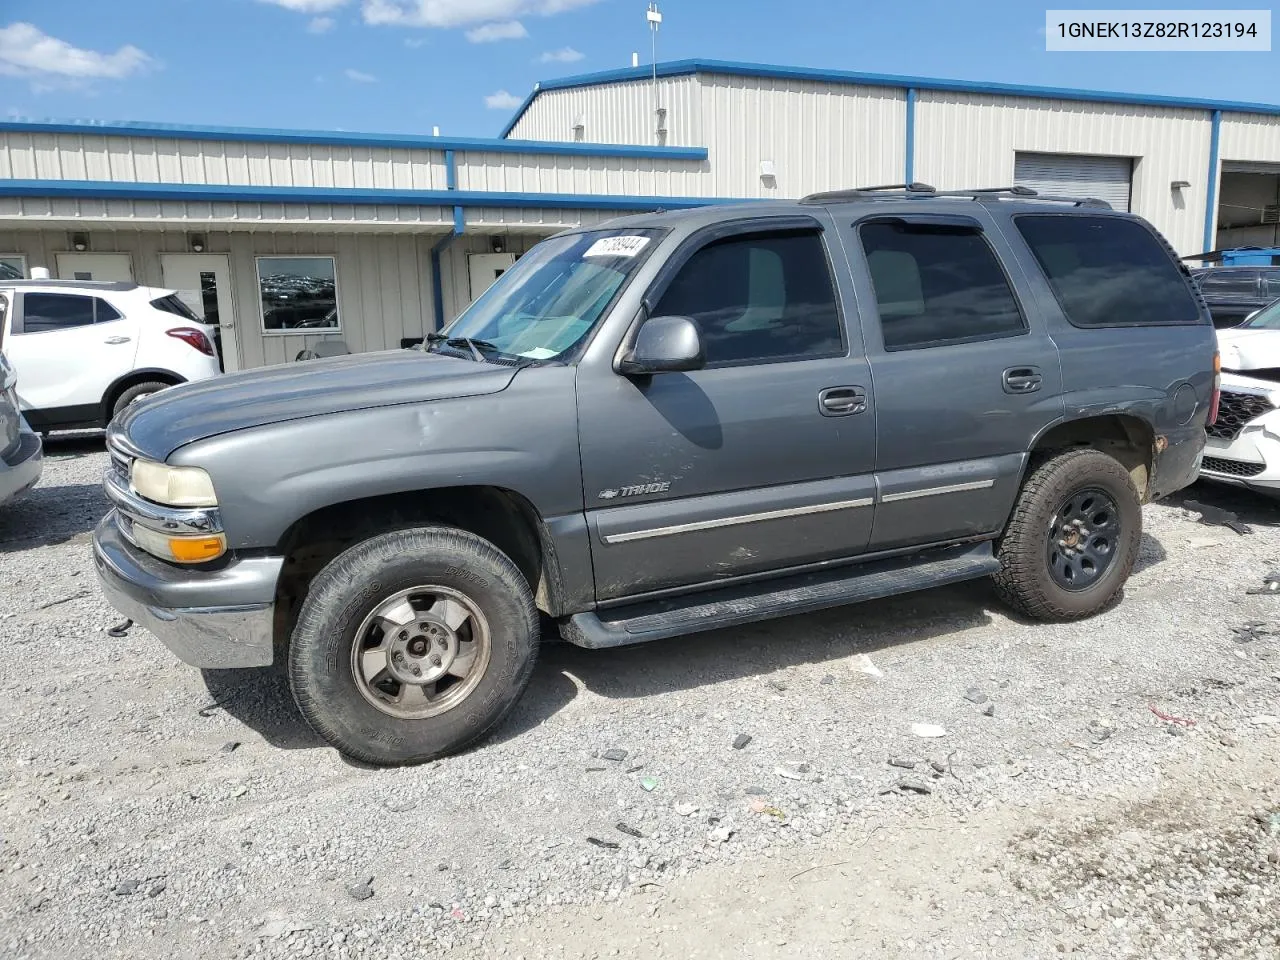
(1, 436, 1278, 959)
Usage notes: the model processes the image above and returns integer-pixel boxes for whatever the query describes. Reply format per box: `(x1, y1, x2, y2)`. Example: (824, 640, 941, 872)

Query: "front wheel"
(993, 448, 1142, 621)
(288, 526, 539, 765)
(111, 380, 171, 420)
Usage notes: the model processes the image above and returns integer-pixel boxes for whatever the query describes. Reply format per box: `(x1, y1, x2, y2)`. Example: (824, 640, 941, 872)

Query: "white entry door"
(55, 253, 134, 283)
(161, 254, 240, 372)
(468, 252, 517, 303)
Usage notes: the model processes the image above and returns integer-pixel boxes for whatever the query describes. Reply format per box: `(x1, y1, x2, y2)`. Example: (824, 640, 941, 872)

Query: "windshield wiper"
(446, 337, 500, 362)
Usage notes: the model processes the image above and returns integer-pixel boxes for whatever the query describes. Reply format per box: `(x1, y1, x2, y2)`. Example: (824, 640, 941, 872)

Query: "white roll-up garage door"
(1014, 152, 1133, 211)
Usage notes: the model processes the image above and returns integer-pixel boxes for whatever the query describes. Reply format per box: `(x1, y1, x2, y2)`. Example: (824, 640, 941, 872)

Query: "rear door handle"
(1002, 366, 1043, 394)
(818, 385, 867, 417)
(104, 336, 132, 345)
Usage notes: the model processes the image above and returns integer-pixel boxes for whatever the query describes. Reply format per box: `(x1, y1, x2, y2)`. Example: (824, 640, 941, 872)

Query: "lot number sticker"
(583, 235, 651, 258)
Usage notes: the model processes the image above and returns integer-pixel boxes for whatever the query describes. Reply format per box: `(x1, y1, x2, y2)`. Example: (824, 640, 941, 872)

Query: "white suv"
(0, 281, 221, 432)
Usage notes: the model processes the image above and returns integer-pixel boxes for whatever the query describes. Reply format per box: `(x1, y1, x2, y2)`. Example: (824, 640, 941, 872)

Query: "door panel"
(161, 254, 239, 371)
(842, 214, 1064, 551)
(55, 253, 133, 283)
(468, 253, 517, 303)
(9, 292, 139, 419)
(578, 358, 877, 599)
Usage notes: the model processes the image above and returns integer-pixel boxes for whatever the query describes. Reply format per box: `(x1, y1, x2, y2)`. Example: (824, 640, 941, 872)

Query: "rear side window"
(858, 221, 1025, 351)
(151, 294, 201, 321)
(652, 231, 843, 365)
(1016, 216, 1201, 326)
(1197, 271, 1258, 297)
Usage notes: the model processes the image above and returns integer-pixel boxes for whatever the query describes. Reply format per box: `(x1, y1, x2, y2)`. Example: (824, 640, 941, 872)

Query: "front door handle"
(104, 336, 132, 345)
(1002, 366, 1043, 394)
(818, 385, 867, 417)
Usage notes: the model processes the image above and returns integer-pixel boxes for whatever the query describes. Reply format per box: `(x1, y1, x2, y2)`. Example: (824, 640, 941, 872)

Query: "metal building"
(2, 58, 1278, 373)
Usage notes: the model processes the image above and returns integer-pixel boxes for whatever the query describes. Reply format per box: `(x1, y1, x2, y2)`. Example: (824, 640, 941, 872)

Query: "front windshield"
(1244, 298, 1280, 330)
(437, 228, 663, 362)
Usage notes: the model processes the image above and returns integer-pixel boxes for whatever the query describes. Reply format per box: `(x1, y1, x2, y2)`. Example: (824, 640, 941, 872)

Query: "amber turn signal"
(167, 535, 227, 564)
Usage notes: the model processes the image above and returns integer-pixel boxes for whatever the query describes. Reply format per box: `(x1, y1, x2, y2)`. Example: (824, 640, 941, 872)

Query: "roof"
(498, 57, 1280, 137)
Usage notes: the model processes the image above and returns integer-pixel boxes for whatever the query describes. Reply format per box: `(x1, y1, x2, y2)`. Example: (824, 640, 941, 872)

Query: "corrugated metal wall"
(0, 195, 453, 228)
(505, 76, 701, 146)
(1220, 113, 1280, 167)
(454, 150, 708, 197)
(0, 132, 450, 190)
(915, 92, 1212, 254)
(697, 75, 906, 198)
(0, 227, 438, 369)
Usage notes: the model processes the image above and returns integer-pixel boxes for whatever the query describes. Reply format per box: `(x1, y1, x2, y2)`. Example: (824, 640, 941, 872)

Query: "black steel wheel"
(1046, 487, 1121, 591)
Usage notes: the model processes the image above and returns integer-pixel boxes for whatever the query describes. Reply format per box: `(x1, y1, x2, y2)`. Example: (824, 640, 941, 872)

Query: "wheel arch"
(272, 485, 567, 650)
(1028, 413, 1157, 502)
(100, 368, 186, 425)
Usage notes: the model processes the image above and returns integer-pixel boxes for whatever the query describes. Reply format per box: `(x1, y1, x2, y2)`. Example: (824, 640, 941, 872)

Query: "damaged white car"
(1203, 296, 1280, 494)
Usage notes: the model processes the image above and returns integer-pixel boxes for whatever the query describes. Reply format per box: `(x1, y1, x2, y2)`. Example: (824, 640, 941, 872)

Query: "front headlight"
(130, 459, 218, 507)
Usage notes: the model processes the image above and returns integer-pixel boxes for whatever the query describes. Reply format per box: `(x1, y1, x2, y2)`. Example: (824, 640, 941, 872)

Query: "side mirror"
(618, 315, 705, 375)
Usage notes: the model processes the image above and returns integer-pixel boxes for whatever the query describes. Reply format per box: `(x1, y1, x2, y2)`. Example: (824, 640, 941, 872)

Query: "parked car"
(1191, 265, 1280, 328)
(0, 350, 42, 505)
(0, 280, 221, 432)
(94, 186, 1217, 766)
(1200, 297, 1280, 493)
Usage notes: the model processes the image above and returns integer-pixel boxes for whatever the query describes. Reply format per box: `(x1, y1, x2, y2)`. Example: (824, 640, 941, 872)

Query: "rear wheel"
(111, 380, 171, 420)
(994, 448, 1142, 621)
(288, 525, 539, 765)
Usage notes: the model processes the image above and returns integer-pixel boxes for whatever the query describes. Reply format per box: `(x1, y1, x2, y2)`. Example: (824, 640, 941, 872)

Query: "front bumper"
(0, 428, 42, 504)
(93, 512, 283, 668)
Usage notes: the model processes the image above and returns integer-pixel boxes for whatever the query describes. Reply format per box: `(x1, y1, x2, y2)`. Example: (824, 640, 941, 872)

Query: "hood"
(115, 349, 519, 459)
(1216, 327, 1280, 374)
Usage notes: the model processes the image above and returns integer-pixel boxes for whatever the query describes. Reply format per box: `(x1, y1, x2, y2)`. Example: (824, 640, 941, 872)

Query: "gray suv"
(93, 185, 1218, 766)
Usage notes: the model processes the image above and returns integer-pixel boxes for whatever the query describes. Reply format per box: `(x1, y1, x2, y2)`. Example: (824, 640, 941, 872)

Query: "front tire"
(288, 526, 539, 766)
(993, 449, 1141, 621)
(111, 380, 171, 420)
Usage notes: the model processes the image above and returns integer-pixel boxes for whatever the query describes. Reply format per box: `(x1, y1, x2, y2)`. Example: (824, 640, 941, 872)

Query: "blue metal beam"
(904, 88, 917, 183)
(1204, 110, 1222, 253)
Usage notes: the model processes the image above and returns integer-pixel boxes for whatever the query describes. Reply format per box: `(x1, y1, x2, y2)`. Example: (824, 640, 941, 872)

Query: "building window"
(0, 255, 26, 280)
(651, 231, 844, 365)
(257, 256, 339, 334)
(858, 221, 1026, 351)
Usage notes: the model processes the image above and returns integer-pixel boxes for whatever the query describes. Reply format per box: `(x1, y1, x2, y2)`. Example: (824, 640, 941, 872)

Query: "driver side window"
(652, 230, 844, 366)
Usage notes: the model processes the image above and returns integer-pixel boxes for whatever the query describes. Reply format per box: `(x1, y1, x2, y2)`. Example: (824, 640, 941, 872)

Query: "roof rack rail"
(799, 182, 936, 204)
(800, 183, 1111, 208)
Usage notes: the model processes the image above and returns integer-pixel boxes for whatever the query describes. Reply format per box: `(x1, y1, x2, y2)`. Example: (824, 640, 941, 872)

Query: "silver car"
(0, 349, 42, 504)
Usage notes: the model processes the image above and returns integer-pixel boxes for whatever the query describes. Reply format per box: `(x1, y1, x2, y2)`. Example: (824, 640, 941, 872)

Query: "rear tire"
(993, 449, 1141, 621)
(111, 380, 171, 420)
(288, 525, 539, 766)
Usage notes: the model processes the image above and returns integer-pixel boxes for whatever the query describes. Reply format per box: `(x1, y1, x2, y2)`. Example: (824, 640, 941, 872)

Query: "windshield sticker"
(583, 235, 651, 259)
(516, 347, 559, 360)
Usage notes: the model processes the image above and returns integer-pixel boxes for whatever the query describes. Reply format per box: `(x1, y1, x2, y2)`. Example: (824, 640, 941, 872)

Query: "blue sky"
(0, 0, 1277, 138)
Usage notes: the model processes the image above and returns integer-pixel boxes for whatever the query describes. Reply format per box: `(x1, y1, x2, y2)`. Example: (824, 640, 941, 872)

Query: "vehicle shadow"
(496, 581, 997, 746)
(0, 481, 109, 552)
(200, 667, 323, 751)
(1133, 531, 1168, 576)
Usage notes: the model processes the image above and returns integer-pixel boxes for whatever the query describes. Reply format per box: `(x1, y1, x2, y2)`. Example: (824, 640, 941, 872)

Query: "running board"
(560, 542, 1000, 649)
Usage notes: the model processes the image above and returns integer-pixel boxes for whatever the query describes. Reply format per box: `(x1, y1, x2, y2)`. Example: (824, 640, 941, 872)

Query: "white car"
(1202, 296, 1280, 494)
(0, 280, 221, 432)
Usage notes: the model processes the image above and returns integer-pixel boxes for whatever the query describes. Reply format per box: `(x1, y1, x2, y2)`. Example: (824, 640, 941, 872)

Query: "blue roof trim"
(0, 178, 745, 211)
(0, 118, 707, 161)
(503, 58, 1280, 134)
(497, 87, 543, 139)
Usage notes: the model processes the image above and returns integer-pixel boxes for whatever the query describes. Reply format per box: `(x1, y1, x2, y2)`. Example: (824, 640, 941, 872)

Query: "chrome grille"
(1201, 456, 1267, 478)
(1207, 390, 1276, 442)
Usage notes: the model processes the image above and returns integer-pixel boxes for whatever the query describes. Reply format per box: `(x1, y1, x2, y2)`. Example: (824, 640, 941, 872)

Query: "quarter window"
(1197, 271, 1257, 297)
(1016, 216, 1202, 326)
(21, 293, 120, 333)
(651, 231, 843, 365)
(858, 221, 1025, 350)
(257, 256, 339, 334)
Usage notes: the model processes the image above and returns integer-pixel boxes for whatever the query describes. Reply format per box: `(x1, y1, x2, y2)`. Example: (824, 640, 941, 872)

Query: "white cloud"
(257, 0, 350, 11)
(307, 16, 336, 32)
(538, 46, 583, 63)
(363, 0, 599, 29)
(484, 89, 523, 110)
(344, 67, 378, 82)
(466, 20, 527, 42)
(0, 22, 151, 85)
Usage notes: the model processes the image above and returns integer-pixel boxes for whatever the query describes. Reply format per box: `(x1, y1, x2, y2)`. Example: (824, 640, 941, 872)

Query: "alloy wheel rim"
(1046, 487, 1120, 591)
(350, 585, 491, 719)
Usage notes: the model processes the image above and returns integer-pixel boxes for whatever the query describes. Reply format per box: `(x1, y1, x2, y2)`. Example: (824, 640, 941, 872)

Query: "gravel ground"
(1, 436, 1277, 959)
